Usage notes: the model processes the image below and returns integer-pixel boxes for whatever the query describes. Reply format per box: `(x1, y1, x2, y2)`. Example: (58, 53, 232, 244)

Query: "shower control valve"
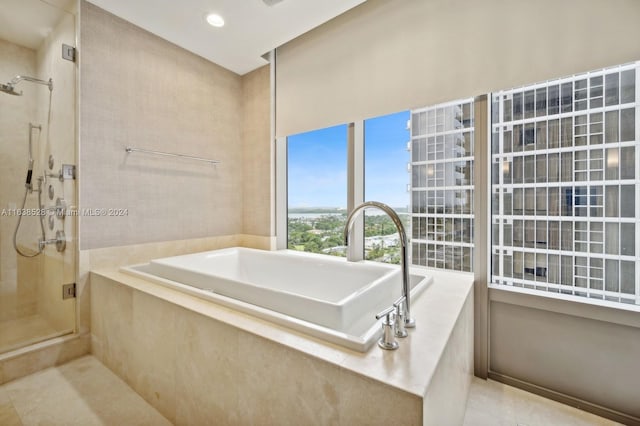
(39, 230, 66, 252)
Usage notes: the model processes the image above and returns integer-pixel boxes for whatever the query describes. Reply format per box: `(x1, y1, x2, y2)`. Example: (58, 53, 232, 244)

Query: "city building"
(491, 62, 639, 304)
(410, 100, 475, 272)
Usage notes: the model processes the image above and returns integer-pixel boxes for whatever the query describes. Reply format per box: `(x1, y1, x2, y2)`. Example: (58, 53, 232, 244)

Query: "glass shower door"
(0, 0, 76, 354)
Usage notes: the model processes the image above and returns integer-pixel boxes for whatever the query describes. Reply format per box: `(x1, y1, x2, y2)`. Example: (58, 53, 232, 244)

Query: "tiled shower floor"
(0, 355, 623, 425)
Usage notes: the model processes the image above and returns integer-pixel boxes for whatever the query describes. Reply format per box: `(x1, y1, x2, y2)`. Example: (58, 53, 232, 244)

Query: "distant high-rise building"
(409, 99, 475, 272)
(491, 62, 639, 305)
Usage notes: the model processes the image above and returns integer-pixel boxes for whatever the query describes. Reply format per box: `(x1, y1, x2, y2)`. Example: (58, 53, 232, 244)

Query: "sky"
(287, 111, 410, 209)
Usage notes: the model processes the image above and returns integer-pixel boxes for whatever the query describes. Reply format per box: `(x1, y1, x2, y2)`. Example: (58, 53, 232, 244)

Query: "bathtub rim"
(120, 251, 433, 352)
(147, 247, 404, 307)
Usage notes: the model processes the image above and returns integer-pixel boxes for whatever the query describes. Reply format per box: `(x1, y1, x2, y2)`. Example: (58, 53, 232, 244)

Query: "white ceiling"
(0, 0, 74, 50)
(87, 0, 367, 75)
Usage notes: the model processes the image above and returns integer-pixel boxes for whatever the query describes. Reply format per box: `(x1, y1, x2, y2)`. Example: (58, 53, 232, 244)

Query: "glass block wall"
(410, 99, 475, 271)
(491, 62, 639, 305)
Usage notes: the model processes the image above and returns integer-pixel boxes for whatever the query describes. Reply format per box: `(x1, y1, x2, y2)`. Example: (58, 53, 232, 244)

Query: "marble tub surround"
(91, 266, 473, 424)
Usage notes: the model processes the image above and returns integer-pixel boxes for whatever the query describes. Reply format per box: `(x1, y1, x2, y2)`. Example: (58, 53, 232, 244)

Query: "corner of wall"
(240, 65, 273, 238)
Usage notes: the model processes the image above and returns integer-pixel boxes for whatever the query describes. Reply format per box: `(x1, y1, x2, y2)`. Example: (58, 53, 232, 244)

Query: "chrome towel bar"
(125, 147, 220, 165)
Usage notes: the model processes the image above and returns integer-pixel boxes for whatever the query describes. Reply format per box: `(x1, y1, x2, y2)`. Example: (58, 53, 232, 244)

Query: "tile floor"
(0, 356, 170, 426)
(0, 355, 623, 425)
(463, 377, 621, 426)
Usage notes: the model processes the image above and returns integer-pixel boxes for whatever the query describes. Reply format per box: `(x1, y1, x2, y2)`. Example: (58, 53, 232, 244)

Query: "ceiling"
(86, 0, 367, 75)
(0, 0, 75, 50)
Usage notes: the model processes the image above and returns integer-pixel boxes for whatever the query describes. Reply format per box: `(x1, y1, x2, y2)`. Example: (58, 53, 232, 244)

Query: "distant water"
(288, 210, 408, 219)
(288, 213, 344, 219)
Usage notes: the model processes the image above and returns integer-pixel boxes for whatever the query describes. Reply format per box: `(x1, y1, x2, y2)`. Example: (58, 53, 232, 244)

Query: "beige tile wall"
(0, 39, 38, 320)
(79, 1, 244, 250)
(241, 65, 272, 237)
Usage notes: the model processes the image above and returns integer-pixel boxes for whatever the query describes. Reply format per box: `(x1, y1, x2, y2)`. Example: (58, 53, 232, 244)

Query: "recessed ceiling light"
(206, 13, 225, 27)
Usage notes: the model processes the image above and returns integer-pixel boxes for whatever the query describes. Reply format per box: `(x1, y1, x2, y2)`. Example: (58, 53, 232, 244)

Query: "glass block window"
(410, 99, 474, 272)
(491, 62, 639, 305)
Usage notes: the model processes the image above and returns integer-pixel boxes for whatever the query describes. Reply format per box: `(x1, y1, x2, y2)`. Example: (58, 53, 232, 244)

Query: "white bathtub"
(121, 248, 431, 352)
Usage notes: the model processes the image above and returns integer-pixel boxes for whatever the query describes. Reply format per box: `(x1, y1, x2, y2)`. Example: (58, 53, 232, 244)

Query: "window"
(364, 111, 410, 264)
(282, 61, 639, 309)
(287, 125, 348, 256)
(284, 101, 473, 273)
(491, 63, 639, 305)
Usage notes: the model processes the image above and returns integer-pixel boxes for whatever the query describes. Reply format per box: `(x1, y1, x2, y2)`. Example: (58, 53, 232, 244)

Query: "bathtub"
(121, 248, 431, 352)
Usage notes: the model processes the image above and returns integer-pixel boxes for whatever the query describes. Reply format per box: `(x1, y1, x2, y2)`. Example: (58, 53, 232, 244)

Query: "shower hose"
(12, 179, 45, 257)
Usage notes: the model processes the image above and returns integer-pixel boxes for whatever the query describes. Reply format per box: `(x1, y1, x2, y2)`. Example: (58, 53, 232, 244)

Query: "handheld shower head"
(0, 82, 22, 96)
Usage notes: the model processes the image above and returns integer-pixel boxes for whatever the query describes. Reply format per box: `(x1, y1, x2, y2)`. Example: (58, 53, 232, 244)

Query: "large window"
(285, 101, 476, 272)
(283, 61, 640, 309)
(491, 62, 639, 305)
(287, 124, 347, 256)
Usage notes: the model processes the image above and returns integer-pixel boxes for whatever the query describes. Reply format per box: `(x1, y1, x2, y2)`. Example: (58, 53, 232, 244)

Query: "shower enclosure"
(0, 0, 77, 354)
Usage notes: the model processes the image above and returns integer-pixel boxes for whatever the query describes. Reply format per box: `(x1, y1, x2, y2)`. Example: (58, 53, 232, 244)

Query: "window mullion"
(347, 121, 365, 261)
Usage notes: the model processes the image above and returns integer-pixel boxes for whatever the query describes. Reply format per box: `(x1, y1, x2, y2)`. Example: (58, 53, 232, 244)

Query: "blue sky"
(287, 111, 410, 209)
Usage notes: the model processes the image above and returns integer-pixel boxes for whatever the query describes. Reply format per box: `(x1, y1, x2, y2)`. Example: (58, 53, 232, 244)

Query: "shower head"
(0, 75, 53, 96)
(0, 82, 22, 96)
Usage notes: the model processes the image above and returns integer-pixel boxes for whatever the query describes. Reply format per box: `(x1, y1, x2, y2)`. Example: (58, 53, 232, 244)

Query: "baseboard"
(487, 371, 640, 426)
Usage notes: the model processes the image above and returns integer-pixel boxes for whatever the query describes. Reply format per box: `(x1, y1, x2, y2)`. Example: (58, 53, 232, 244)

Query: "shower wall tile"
(79, 1, 243, 250)
(0, 38, 38, 320)
(241, 65, 272, 237)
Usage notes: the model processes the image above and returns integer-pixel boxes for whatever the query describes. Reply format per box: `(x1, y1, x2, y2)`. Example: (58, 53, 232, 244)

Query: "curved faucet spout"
(343, 201, 416, 328)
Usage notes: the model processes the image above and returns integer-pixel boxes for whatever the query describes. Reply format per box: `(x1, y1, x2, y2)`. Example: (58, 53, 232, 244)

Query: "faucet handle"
(375, 305, 395, 321)
(393, 296, 408, 338)
(375, 305, 399, 350)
